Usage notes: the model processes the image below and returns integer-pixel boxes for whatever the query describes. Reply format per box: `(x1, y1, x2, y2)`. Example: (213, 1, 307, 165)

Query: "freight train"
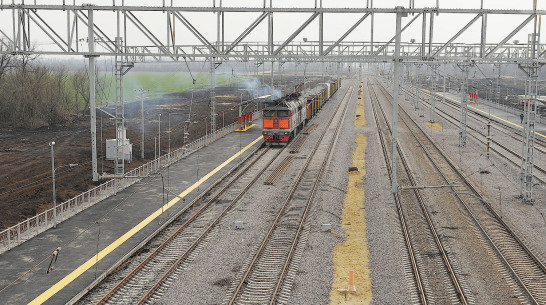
(262, 80, 340, 145)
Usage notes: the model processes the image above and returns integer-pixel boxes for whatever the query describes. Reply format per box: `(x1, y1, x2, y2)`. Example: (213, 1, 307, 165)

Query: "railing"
(475, 97, 546, 125)
(0, 112, 262, 254)
(402, 81, 546, 126)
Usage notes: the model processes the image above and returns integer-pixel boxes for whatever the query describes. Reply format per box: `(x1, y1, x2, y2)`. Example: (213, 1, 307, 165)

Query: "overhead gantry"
(0, 1, 542, 203)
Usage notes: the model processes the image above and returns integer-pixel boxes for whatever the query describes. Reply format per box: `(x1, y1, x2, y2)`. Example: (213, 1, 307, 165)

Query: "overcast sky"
(0, 1, 543, 52)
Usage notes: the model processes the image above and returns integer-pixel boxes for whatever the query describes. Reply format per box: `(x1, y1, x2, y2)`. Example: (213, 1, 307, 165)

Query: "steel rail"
(367, 80, 428, 305)
(228, 85, 352, 305)
(415, 87, 546, 148)
(92, 146, 276, 304)
(402, 86, 546, 184)
(377, 80, 546, 305)
(135, 146, 283, 304)
(269, 85, 355, 305)
(370, 81, 467, 304)
(70, 139, 265, 304)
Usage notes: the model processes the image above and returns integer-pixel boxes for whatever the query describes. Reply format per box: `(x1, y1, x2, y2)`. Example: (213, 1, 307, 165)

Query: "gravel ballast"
(154, 75, 545, 304)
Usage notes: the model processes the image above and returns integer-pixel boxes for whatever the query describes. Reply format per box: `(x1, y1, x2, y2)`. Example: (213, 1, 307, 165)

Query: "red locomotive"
(262, 80, 340, 145)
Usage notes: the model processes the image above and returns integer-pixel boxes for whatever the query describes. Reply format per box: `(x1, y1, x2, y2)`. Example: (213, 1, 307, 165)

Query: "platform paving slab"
(0, 124, 263, 305)
(438, 92, 546, 136)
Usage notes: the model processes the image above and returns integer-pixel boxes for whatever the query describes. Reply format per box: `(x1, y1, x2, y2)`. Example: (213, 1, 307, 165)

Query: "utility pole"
(443, 63, 446, 108)
(359, 62, 362, 83)
(271, 61, 275, 97)
(414, 64, 421, 111)
(113, 8, 133, 176)
(210, 59, 217, 135)
(158, 114, 161, 158)
(50, 142, 56, 228)
(139, 90, 145, 159)
(495, 63, 501, 104)
(87, 7, 99, 182)
(168, 113, 171, 163)
(391, 6, 407, 193)
(519, 1, 540, 204)
(429, 63, 439, 123)
(337, 62, 341, 85)
(303, 62, 308, 90)
(457, 61, 473, 147)
(114, 36, 125, 175)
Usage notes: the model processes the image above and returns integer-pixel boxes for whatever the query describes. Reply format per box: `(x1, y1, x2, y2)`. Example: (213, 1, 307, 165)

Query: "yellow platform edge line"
(235, 124, 256, 131)
(28, 136, 263, 305)
(438, 93, 546, 140)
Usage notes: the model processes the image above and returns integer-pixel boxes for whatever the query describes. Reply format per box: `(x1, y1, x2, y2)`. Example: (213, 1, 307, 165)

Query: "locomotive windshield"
(277, 110, 289, 117)
(263, 110, 276, 117)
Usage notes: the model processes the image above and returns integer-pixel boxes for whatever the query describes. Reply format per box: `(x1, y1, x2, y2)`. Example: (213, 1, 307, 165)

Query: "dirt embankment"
(0, 76, 308, 229)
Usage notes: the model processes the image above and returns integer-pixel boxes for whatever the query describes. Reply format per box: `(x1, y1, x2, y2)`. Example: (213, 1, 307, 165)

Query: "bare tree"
(0, 40, 13, 80)
(71, 70, 90, 113)
(0, 46, 109, 128)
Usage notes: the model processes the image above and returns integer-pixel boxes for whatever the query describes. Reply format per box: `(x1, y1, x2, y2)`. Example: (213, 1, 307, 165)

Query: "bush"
(0, 54, 90, 129)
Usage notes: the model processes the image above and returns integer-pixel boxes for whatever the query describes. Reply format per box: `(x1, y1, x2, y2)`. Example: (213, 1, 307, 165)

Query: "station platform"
(436, 92, 546, 140)
(0, 123, 264, 305)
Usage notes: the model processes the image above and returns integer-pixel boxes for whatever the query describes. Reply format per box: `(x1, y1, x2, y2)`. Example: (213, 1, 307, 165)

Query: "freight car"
(262, 79, 340, 145)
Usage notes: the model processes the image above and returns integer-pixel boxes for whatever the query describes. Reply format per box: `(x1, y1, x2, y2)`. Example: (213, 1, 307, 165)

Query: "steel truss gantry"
(0, 4, 545, 63)
(519, 62, 539, 204)
(518, 7, 542, 204)
(0, 2, 542, 202)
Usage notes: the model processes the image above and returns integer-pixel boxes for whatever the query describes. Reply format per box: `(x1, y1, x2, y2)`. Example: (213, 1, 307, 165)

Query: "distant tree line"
(0, 46, 93, 129)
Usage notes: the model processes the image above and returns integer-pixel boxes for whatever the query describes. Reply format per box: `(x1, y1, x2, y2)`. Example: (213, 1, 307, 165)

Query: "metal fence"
(476, 98, 546, 125)
(0, 113, 261, 254)
(403, 82, 546, 125)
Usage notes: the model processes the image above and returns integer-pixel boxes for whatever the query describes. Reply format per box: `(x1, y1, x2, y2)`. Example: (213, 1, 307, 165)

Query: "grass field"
(97, 72, 245, 104)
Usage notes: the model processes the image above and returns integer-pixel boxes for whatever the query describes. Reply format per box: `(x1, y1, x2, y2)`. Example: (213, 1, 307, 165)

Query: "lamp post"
(136, 89, 147, 159)
(222, 108, 234, 128)
(167, 114, 171, 165)
(49, 141, 78, 228)
(167, 112, 184, 161)
(158, 113, 161, 157)
(50, 142, 55, 227)
(239, 92, 243, 129)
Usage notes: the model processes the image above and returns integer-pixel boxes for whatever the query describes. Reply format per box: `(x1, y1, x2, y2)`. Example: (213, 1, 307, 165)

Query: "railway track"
(410, 85, 546, 149)
(224, 84, 354, 305)
(368, 81, 467, 305)
(401, 85, 546, 184)
(375, 79, 546, 304)
(302, 123, 318, 135)
(404, 84, 546, 154)
(75, 144, 284, 305)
